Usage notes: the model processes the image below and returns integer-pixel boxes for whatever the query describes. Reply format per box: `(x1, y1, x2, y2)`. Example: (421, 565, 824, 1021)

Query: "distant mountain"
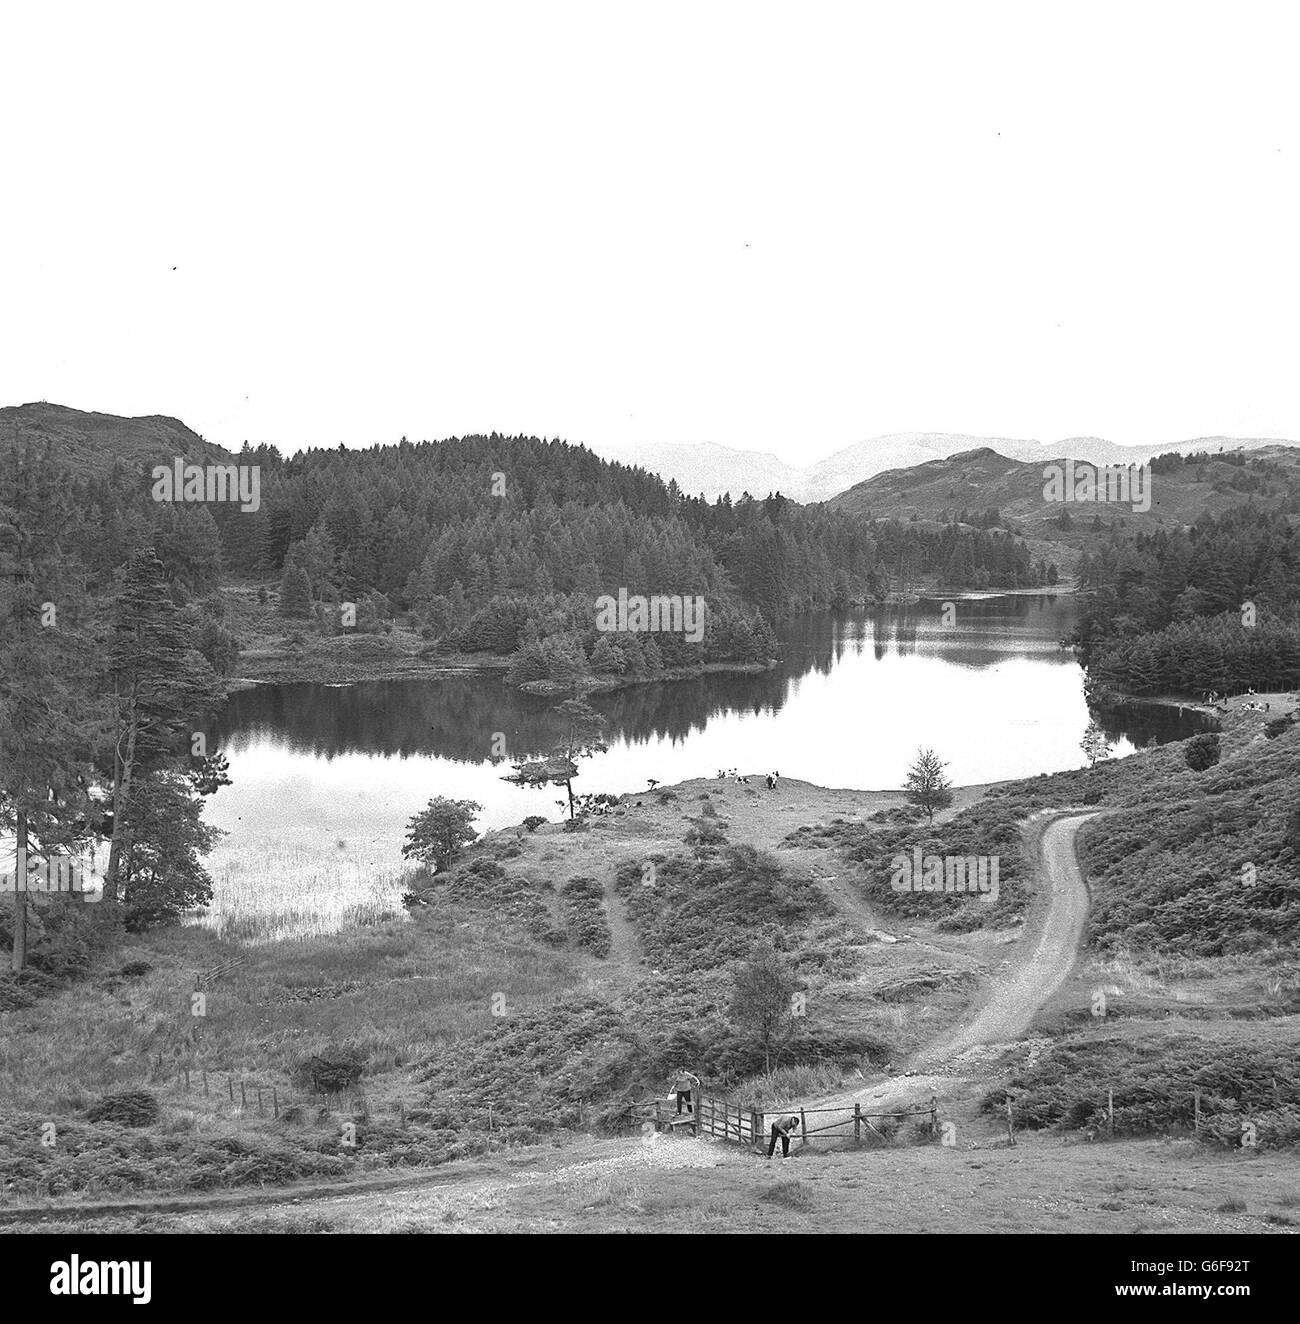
(0, 402, 233, 477)
(584, 440, 809, 501)
(589, 432, 1299, 503)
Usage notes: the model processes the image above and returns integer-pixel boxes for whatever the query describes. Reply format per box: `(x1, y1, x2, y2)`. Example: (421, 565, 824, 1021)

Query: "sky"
(2, 1, 1298, 465)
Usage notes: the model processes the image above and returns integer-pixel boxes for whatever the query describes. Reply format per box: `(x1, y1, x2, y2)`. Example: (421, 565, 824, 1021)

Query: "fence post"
(240, 1080, 247, 1109)
(273, 1087, 279, 1118)
(654, 1099, 661, 1133)
(800, 1109, 807, 1144)
(854, 1103, 862, 1144)
(1005, 1095, 1015, 1146)
(930, 1093, 938, 1137)
(227, 1074, 234, 1103)
(751, 1109, 761, 1148)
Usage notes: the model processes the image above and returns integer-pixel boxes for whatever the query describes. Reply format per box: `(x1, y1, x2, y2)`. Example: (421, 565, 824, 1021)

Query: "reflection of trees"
(213, 600, 1207, 764)
(894, 607, 919, 657)
(214, 664, 801, 765)
(871, 610, 889, 660)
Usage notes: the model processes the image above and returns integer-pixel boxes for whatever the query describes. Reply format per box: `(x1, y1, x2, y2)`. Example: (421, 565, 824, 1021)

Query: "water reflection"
(203, 597, 1209, 882)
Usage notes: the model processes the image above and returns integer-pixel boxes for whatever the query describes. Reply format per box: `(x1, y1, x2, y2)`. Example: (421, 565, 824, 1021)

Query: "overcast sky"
(2, 2, 1297, 464)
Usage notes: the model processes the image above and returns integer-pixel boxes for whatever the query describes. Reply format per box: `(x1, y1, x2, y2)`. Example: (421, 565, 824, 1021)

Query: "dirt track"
(920, 811, 1096, 1063)
(790, 810, 1098, 1128)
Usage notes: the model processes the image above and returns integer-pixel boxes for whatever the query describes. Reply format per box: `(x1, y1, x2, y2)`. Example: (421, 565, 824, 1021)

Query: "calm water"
(200, 596, 1204, 928)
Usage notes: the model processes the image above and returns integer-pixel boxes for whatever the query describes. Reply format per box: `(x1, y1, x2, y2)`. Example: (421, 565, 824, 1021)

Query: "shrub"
(296, 1044, 368, 1095)
(0, 977, 36, 1011)
(0, 896, 113, 999)
(1185, 733, 1222, 772)
(86, 1089, 160, 1127)
(561, 876, 612, 957)
(983, 1033, 1300, 1147)
(869, 805, 926, 825)
(523, 816, 547, 833)
(684, 817, 728, 852)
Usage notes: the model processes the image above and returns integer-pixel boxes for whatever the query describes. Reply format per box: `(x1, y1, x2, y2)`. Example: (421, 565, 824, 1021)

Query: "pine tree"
(0, 450, 101, 969)
(102, 549, 223, 905)
(277, 561, 312, 617)
(904, 748, 953, 823)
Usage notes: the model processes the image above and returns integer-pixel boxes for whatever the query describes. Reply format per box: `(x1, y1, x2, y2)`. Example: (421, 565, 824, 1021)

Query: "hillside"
(0, 402, 232, 476)
(2, 707, 1298, 1222)
(828, 445, 1300, 532)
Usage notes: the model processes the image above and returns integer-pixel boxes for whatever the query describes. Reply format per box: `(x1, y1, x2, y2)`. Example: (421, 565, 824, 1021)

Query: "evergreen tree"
(102, 550, 223, 906)
(277, 561, 312, 617)
(904, 748, 953, 823)
(0, 451, 101, 969)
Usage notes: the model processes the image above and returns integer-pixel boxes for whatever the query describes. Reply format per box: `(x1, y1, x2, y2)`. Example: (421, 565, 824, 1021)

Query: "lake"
(200, 595, 1204, 940)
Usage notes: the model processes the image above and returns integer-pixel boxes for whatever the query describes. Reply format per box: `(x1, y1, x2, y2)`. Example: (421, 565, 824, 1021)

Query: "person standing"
(766, 1113, 801, 1159)
(672, 1068, 700, 1115)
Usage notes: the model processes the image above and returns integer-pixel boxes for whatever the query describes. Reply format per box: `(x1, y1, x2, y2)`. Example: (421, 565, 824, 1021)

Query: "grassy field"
(7, 1128, 1299, 1235)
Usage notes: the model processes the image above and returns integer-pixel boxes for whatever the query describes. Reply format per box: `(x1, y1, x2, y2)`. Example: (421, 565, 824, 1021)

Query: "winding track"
(796, 809, 1099, 1123)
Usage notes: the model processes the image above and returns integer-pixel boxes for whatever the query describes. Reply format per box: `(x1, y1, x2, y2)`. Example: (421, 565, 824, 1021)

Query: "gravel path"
(790, 810, 1099, 1132)
(917, 811, 1097, 1063)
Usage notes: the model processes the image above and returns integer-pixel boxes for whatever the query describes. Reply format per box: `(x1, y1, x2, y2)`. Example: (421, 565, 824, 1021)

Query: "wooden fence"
(609, 1092, 939, 1149)
(195, 957, 245, 988)
(778, 1097, 939, 1146)
(696, 1096, 758, 1145)
(169, 1067, 378, 1120)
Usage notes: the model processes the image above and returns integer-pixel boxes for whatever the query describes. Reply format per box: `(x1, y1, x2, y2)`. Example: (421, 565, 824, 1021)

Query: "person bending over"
(767, 1113, 801, 1159)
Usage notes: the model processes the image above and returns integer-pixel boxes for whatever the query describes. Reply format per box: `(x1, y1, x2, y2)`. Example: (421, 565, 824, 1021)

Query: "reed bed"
(192, 839, 407, 943)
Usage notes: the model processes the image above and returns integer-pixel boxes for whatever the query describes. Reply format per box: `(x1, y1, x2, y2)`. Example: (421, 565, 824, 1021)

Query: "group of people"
(713, 768, 781, 789)
(1196, 687, 1272, 714)
(667, 1067, 801, 1160)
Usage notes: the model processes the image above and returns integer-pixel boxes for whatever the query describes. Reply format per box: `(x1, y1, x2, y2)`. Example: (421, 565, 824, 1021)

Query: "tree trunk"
(104, 717, 138, 904)
(11, 810, 28, 972)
